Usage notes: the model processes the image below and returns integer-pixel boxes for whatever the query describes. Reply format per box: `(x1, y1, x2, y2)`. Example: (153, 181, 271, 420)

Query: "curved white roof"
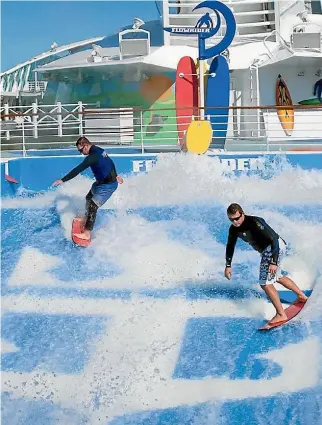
(35, 45, 199, 76)
(1, 36, 104, 76)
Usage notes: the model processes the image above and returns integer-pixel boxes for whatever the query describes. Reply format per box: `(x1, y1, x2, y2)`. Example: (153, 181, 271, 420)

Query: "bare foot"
(294, 295, 308, 304)
(74, 230, 91, 240)
(269, 312, 287, 324)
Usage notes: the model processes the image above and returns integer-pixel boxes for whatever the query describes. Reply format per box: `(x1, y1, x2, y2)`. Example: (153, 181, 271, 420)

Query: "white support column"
(78, 101, 84, 136)
(34, 71, 38, 92)
(57, 102, 63, 137)
(4, 103, 10, 141)
(32, 102, 38, 139)
(274, 0, 282, 44)
(162, 0, 170, 46)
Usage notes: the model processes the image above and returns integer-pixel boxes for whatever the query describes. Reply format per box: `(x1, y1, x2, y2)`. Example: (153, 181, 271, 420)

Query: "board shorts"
(259, 238, 287, 286)
(90, 181, 118, 207)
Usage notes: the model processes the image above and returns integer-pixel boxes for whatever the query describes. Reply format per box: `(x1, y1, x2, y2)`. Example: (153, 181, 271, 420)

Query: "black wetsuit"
(61, 145, 117, 184)
(61, 145, 118, 231)
(225, 215, 284, 267)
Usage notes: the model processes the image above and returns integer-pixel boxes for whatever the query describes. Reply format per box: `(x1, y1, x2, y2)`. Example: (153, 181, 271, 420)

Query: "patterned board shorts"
(91, 181, 118, 207)
(258, 238, 287, 286)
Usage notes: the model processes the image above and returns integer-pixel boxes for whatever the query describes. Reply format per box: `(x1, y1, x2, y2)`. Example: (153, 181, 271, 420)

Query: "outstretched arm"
(61, 154, 98, 183)
(225, 227, 237, 268)
(225, 228, 237, 280)
(52, 154, 98, 186)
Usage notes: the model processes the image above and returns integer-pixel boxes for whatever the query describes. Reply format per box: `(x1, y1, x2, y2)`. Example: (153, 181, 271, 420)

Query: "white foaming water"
(2, 153, 322, 424)
(4, 154, 322, 290)
(3, 153, 322, 210)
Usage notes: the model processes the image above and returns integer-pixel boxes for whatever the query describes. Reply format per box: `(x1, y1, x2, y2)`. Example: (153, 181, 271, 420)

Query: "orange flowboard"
(72, 217, 91, 248)
(5, 174, 19, 184)
(258, 300, 307, 331)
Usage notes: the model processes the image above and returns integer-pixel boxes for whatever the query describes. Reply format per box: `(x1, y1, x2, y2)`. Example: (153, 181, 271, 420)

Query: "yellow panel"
(185, 120, 212, 154)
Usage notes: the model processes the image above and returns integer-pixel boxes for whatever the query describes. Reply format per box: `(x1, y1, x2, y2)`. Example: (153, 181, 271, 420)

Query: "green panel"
(41, 70, 179, 146)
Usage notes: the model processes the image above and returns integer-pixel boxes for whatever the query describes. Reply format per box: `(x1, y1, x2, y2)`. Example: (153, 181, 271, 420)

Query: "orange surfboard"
(258, 300, 307, 331)
(276, 74, 294, 136)
(72, 217, 91, 248)
(5, 174, 19, 184)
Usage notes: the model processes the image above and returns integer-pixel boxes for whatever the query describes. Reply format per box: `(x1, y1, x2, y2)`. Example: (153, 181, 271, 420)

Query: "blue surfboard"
(205, 55, 230, 146)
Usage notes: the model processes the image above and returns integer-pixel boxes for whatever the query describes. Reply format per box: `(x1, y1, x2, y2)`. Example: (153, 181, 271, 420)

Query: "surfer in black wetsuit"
(224, 203, 308, 325)
(53, 137, 123, 240)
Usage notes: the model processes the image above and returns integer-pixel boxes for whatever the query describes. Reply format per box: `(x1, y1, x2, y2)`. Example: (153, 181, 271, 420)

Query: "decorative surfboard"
(205, 55, 230, 146)
(175, 56, 199, 147)
(298, 97, 321, 106)
(258, 299, 308, 331)
(72, 216, 91, 248)
(185, 120, 212, 154)
(276, 74, 294, 136)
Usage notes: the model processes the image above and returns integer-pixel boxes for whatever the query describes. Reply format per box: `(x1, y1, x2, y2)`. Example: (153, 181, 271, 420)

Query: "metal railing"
(25, 81, 48, 93)
(1, 101, 322, 156)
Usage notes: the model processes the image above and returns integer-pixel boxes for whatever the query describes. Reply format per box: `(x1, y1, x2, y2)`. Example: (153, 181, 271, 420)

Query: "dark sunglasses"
(229, 213, 242, 222)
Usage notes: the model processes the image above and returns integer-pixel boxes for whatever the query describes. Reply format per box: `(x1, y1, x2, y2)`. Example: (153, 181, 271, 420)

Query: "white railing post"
(32, 102, 38, 138)
(140, 110, 144, 154)
(4, 103, 10, 140)
(57, 102, 63, 137)
(78, 101, 84, 136)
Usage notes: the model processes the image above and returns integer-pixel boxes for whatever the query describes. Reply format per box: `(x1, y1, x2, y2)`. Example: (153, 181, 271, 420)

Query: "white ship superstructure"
(1, 0, 321, 151)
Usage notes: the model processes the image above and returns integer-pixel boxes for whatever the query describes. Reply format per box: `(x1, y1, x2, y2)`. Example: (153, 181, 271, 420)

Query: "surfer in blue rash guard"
(224, 203, 308, 325)
(53, 137, 123, 240)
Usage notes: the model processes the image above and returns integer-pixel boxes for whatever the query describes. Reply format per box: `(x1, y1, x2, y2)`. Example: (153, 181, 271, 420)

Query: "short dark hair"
(227, 203, 244, 216)
(76, 136, 91, 147)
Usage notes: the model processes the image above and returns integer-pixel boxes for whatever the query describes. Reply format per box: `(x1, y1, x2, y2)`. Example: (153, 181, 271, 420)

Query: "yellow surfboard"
(276, 74, 294, 136)
(185, 120, 212, 154)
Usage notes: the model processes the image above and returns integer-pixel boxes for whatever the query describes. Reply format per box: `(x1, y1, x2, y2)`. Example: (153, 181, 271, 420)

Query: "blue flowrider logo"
(164, 12, 214, 35)
(163, 0, 236, 59)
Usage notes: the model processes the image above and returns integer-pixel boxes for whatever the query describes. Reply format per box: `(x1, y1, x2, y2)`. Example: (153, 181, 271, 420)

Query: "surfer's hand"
(116, 176, 124, 184)
(53, 179, 63, 187)
(224, 266, 232, 280)
(268, 264, 278, 275)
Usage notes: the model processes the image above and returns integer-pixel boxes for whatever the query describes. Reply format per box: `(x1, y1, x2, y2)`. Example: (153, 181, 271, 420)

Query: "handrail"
(1, 102, 321, 157)
(263, 29, 295, 59)
(1, 104, 322, 120)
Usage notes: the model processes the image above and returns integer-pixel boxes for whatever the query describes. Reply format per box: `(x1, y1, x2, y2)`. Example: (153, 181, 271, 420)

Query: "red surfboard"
(175, 56, 199, 146)
(72, 217, 91, 248)
(5, 174, 19, 184)
(258, 300, 307, 331)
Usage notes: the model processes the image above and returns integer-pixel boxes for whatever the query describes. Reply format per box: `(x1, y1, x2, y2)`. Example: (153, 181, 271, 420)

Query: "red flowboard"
(259, 301, 307, 331)
(175, 56, 199, 146)
(72, 217, 91, 248)
(5, 174, 19, 184)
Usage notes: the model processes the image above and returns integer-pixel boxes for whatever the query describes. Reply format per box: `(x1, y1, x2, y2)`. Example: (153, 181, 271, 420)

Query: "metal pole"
(22, 120, 26, 157)
(255, 64, 260, 137)
(140, 111, 144, 154)
(198, 36, 205, 120)
(199, 59, 205, 120)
